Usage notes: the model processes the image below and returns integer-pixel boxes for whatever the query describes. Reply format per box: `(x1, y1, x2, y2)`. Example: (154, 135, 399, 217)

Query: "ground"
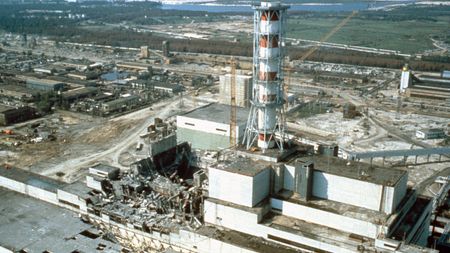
(0, 93, 209, 183)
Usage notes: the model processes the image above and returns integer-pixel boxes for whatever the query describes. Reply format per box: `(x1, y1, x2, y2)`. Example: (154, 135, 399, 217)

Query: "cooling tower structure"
(243, 1, 289, 151)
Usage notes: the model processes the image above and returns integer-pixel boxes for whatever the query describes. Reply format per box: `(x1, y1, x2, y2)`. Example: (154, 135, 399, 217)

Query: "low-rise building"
(26, 78, 65, 92)
(0, 105, 37, 126)
(416, 128, 446, 139)
(153, 82, 184, 95)
(100, 95, 140, 114)
(62, 87, 98, 103)
(176, 103, 249, 150)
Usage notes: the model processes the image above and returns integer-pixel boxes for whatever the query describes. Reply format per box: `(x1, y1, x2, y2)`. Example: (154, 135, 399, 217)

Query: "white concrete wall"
(204, 199, 261, 236)
(57, 189, 87, 211)
(261, 224, 356, 253)
(312, 171, 383, 211)
(206, 199, 358, 253)
(177, 115, 233, 137)
(271, 198, 379, 238)
(0, 176, 26, 194)
(283, 164, 296, 191)
(208, 168, 254, 207)
(252, 169, 270, 206)
(381, 172, 407, 214)
(86, 176, 102, 191)
(0, 246, 13, 253)
(27, 185, 58, 205)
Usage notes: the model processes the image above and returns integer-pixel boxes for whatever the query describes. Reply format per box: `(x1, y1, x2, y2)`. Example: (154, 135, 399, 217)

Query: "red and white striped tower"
(243, 1, 289, 151)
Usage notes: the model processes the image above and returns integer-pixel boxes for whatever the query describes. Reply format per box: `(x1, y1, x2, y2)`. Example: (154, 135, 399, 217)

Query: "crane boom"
(300, 11, 358, 61)
(230, 58, 237, 148)
(284, 11, 358, 100)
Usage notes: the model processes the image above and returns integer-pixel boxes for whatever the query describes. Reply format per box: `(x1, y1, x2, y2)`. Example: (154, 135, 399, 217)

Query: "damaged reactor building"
(0, 1, 447, 253)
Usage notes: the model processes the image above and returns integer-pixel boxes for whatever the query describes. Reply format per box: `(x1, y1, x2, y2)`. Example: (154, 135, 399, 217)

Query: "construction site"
(0, 1, 450, 253)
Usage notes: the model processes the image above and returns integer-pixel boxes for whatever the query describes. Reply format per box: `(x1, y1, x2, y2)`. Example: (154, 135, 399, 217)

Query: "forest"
(0, 1, 449, 71)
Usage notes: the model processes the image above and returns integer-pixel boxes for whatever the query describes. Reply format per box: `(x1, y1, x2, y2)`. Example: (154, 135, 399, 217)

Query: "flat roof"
(60, 181, 92, 199)
(0, 104, 14, 113)
(212, 156, 271, 177)
(197, 225, 298, 253)
(293, 155, 407, 186)
(26, 78, 64, 86)
(180, 103, 249, 125)
(263, 212, 373, 252)
(0, 166, 65, 193)
(0, 187, 121, 252)
(62, 87, 98, 98)
(275, 190, 388, 225)
(91, 163, 120, 174)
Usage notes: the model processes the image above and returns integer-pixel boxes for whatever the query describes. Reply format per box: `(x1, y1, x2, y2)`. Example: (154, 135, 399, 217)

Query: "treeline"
(1, 2, 449, 72)
(67, 28, 450, 72)
(67, 28, 253, 56)
(287, 47, 450, 72)
(0, 2, 210, 28)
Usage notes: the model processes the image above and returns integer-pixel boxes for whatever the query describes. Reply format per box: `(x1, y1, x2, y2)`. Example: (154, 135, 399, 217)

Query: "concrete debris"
(87, 143, 205, 235)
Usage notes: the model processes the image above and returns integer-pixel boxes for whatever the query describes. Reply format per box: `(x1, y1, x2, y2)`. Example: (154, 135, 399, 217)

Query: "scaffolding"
(243, 1, 289, 152)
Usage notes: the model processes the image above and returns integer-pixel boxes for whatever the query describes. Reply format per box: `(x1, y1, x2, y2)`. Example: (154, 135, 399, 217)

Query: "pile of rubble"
(86, 144, 206, 234)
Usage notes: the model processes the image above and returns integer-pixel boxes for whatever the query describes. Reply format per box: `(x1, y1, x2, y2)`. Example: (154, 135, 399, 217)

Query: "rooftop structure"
(176, 103, 249, 150)
(243, 0, 289, 151)
(205, 153, 434, 252)
(400, 66, 450, 100)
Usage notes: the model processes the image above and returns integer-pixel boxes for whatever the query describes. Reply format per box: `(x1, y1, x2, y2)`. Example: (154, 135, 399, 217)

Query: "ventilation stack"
(243, 1, 289, 151)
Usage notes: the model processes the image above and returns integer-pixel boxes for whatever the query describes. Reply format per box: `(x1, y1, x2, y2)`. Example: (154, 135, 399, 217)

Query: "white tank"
(259, 47, 280, 58)
(260, 20, 280, 34)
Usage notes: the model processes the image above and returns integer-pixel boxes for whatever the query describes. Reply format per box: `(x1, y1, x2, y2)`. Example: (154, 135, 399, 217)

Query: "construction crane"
(301, 11, 357, 62)
(230, 57, 237, 148)
(284, 11, 358, 102)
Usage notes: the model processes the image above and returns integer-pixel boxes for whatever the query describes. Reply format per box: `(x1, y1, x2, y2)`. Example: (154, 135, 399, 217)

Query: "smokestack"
(243, 1, 289, 151)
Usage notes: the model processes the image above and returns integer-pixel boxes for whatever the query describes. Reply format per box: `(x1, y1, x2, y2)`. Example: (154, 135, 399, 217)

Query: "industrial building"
(61, 87, 98, 104)
(26, 78, 66, 92)
(205, 154, 433, 253)
(176, 103, 249, 150)
(100, 95, 140, 115)
(0, 1, 448, 253)
(153, 81, 184, 95)
(243, 0, 289, 151)
(219, 74, 252, 107)
(400, 66, 450, 100)
(0, 105, 37, 125)
(129, 80, 183, 94)
(416, 128, 447, 139)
